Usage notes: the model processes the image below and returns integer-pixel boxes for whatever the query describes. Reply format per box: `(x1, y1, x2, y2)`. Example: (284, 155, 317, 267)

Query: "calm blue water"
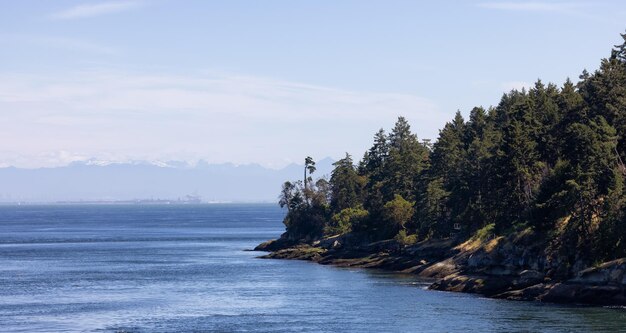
(0, 204, 624, 333)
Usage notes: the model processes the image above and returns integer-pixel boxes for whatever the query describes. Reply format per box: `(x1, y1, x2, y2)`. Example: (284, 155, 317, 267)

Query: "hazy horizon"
(0, 157, 336, 203)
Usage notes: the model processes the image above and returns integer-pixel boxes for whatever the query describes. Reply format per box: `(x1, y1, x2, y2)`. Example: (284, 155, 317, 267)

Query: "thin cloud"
(477, 2, 622, 26)
(50, 1, 142, 20)
(477, 1, 584, 12)
(0, 33, 118, 55)
(0, 70, 446, 168)
(36, 36, 117, 55)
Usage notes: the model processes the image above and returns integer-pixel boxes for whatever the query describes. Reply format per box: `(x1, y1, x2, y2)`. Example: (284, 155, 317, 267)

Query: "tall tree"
(362, 129, 389, 182)
(304, 156, 316, 187)
(383, 116, 429, 202)
(461, 107, 497, 233)
(578, 41, 626, 159)
(329, 153, 363, 212)
(530, 80, 562, 164)
(422, 111, 467, 235)
(360, 129, 390, 230)
(303, 156, 317, 203)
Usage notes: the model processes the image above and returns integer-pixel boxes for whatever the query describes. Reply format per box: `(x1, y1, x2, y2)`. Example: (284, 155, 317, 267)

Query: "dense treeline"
(279, 34, 626, 267)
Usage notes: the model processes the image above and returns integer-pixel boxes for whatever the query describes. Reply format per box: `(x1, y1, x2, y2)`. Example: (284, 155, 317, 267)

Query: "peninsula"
(257, 33, 626, 306)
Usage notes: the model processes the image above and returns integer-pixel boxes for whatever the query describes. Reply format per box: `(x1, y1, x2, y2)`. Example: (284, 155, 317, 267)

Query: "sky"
(1, 0, 625, 169)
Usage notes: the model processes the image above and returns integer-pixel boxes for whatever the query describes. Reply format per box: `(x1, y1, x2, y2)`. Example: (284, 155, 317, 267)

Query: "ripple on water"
(0, 204, 625, 333)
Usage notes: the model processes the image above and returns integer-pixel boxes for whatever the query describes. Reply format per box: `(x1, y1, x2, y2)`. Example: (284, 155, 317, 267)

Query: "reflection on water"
(0, 204, 624, 332)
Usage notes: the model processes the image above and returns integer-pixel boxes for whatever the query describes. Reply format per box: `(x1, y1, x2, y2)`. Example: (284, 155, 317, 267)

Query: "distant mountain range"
(0, 158, 335, 203)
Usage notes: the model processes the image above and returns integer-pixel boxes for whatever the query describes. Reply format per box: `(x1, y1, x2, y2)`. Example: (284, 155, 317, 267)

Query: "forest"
(278, 33, 626, 269)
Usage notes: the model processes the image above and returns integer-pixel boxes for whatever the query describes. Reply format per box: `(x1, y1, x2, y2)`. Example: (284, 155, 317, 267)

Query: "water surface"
(0, 204, 624, 332)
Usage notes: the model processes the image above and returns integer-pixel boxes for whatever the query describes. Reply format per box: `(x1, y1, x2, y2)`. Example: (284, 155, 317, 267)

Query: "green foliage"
(279, 159, 331, 241)
(330, 153, 364, 213)
(326, 207, 369, 235)
(304, 156, 316, 190)
(383, 194, 415, 234)
(472, 223, 496, 242)
(383, 117, 430, 202)
(417, 177, 449, 238)
(277, 33, 626, 264)
(394, 229, 418, 246)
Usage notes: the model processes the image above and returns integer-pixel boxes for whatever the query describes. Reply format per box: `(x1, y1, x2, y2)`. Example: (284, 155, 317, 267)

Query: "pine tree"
(578, 45, 626, 159)
(495, 120, 543, 230)
(383, 117, 429, 202)
(329, 153, 363, 212)
(274, 33, 626, 265)
(461, 107, 497, 232)
(530, 80, 562, 164)
(423, 111, 467, 235)
(360, 129, 390, 232)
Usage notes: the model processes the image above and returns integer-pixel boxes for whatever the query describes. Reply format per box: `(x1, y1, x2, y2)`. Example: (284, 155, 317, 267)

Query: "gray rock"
(573, 258, 626, 286)
(519, 269, 544, 284)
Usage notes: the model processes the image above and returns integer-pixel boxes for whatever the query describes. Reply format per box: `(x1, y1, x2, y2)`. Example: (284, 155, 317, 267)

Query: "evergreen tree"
(493, 125, 541, 230)
(363, 129, 389, 183)
(578, 44, 626, 159)
(530, 80, 562, 164)
(383, 117, 429, 202)
(329, 153, 363, 212)
(360, 129, 391, 232)
(273, 33, 626, 265)
(461, 107, 497, 233)
(422, 111, 467, 236)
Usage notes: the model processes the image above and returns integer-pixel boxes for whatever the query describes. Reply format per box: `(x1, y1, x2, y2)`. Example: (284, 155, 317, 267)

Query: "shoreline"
(255, 234, 626, 307)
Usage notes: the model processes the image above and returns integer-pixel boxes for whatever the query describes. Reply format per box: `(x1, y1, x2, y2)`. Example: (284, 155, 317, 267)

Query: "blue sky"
(1, 1, 625, 168)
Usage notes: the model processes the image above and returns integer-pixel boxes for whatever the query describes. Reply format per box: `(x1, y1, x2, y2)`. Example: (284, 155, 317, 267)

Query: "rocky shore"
(255, 232, 626, 306)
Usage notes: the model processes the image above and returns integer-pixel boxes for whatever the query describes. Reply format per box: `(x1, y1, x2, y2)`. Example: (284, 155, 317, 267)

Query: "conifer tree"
(274, 32, 626, 266)
(383, 117, 429, 202)
(329, 153, 363, 212)
(423, 111, 467, 235)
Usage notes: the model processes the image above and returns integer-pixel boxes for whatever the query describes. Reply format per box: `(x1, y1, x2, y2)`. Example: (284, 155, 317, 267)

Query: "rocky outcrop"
(260, 244, 327, 261)
(254, 232, 299, 252)
(536, 259, 626, 305)
(571, 258, 626, 286)
(256, 233, 626, 306)
(432, 241, 626, 305)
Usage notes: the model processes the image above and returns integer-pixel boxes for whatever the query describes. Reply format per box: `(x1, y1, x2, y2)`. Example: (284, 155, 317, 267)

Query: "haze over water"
(0, 204, 624, 332)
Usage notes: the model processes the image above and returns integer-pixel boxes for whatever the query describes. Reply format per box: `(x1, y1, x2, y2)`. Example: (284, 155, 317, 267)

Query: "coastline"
(255, 233, 626, 307)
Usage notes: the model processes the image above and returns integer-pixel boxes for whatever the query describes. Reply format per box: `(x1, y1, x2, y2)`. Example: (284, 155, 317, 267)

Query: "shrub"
(472, 223, 496, 241)
(383, 194, 415, 231)
(326, 207, 369, 235)
(395, 230, 418, 246)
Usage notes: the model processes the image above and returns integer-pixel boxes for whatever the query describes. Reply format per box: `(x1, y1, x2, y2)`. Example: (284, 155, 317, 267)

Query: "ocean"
(0, 204, 624, 332)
